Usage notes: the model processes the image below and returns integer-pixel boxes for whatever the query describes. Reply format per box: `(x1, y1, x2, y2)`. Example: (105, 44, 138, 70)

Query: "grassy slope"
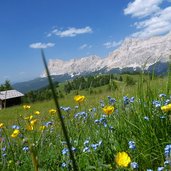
(0, 74, 167, 123)
(0, 74, 170, 170)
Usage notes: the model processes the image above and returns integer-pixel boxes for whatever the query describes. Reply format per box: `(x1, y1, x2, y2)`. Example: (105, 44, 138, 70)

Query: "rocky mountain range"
(13, 33, 171, 93)
(42, 33, 171, 77)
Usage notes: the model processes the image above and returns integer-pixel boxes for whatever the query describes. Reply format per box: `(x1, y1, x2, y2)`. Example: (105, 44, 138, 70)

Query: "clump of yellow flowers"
(23, 105, 31, 110)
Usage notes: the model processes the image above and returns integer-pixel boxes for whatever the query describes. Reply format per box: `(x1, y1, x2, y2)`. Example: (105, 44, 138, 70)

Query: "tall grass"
(0, 60, 171, 170)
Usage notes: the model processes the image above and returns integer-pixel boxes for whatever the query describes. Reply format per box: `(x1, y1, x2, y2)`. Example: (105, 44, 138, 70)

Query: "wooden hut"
(0, 90, 24, 109)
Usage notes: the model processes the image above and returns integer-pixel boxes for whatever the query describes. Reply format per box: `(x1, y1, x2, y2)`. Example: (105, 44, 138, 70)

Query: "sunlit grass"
(0, 74, 171, 170)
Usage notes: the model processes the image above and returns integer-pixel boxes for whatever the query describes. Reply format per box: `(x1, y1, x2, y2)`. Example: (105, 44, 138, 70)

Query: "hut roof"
(0, 90, 24, 100)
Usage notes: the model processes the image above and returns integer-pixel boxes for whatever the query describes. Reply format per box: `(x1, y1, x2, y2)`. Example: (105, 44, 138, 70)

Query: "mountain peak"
(42, 33, 171, 77)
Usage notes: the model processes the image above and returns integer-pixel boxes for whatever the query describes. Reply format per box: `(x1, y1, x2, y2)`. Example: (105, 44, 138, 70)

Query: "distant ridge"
(42, 32, 171, 77)
(12, 74, 72, 93)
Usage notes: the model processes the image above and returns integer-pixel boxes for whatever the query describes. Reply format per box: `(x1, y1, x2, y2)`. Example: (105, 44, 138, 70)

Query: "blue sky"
(0, 0, 171, 83)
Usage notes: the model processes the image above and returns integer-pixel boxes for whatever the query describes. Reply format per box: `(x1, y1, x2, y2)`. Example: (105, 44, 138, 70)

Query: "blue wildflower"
(94, 116, 108, 127)
(98, 140, 102, 146)
(83, 147, 90, 153)
(2, 153, 6, 157)
(164, 160, 170, 166)
(108, 96, 116, 105)
(2, 147, 6, 151)
(75, 106, 79, 109)
(45, 121, 53, 127)
(99, 117, 106, 123)
(92, 107, 96, 112)
(152, 100, 161, 108)
(160, 116, 166, 119)
(71, 147, 77, 152)
(128, 141, 136, 150)
(100, 117, 108, 127)
(103, 123, 107, 127)
(164, 144, 171, 158)
(123, 96, 129, 105)
(61, 106, 71, 112)
(91, 144, 99, 150)
(22, 146, 29, 152)
(12, 125, 20, 130)
(144, 116, 149, 121)
(130, 97, 135, 103)
(159, 94, 166, 98)
(84, 140, 90, 146)
(157, 167, 164, 171)
(74, 111, 87, 119)
(109, 126, 114, 131)
(165, 99, 170, 105)
(131, 162, 138, 169)
(147, 169, 153, 171)
(62, 148, 69, 155)
(91, 140, 102, 151)
(61, 162, 67, 168)
(100, 100, 105, 108)
(94, 119, 100, 124)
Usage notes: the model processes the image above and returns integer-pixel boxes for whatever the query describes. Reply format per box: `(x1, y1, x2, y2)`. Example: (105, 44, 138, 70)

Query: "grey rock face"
(42, 33, 171, 77)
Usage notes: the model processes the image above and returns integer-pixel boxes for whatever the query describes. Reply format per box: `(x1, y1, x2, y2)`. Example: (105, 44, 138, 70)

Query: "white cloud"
(124, 0, 163, 18)
(103, 40, 122, 49)
(132, 6, 171, 38)
(48, 26, 92, 37)
(79, 44, 92, 50)
(29, 42, 55, 49)
(124, 0, 171, 38)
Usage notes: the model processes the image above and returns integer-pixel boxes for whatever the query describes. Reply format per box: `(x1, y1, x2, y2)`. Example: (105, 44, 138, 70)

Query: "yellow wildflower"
(39, 125, 45, 131)
(49, 109, 56, 114)
(161, 104, 171, 112)
(24, 115, 33, 120)
(0, 123, 4, 128)
(74, 95, 85, 103)
(26, 125, 34, 131)
(103, 105, 114, 115)
(23, 105, 31, 110)
(115, 152, 131, 167)
(11, 129, 20, 138)
(34, 111, 40, 115)
(30, 119, 37, 126)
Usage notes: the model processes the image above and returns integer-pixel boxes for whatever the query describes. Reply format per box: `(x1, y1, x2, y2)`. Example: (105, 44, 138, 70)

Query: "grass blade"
(41, 49, 78, 171)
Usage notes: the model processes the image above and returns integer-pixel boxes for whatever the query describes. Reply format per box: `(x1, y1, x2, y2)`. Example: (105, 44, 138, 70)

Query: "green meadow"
(0, 73, 171, 170)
